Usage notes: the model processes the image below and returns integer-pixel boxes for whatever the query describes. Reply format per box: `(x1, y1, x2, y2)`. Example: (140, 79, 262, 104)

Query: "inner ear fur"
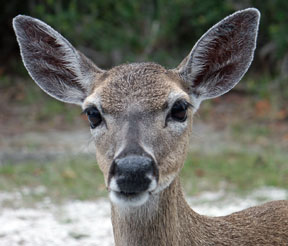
(13, 15, 104, 105)
(176, 8, 260, 105)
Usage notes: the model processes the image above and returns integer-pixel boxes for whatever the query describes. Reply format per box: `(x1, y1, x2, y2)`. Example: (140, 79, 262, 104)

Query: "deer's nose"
(111, 155, 156, 194)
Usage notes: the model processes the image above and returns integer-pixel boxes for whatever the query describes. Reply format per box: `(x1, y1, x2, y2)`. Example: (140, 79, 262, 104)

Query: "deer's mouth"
(119, 191, 138, 196)
(108, 176, 157, 207)
(109, 190, 150, 207)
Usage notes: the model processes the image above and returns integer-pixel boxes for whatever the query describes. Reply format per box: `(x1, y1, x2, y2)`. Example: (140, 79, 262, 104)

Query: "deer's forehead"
(96, 63, 175, 113)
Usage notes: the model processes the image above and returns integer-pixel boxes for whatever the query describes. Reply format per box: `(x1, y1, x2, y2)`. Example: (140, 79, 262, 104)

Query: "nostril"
(113, 155, 155, 194)
(115, 156, 154, 175)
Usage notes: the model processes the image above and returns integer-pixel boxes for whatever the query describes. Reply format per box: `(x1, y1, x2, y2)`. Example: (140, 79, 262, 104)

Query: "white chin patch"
(109, 191, 149, 207)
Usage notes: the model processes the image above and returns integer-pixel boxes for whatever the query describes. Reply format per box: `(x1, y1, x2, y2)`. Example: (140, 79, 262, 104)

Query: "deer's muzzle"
(108, 154, 158, 207)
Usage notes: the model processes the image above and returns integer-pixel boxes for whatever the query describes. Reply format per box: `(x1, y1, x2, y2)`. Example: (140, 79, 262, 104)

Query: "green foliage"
(2, 0, 288, 67)
(251, 0, 288, 58)
(7, 0, 234, 68)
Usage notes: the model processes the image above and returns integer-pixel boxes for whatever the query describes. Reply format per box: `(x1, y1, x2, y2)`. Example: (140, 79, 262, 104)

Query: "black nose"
(112, 155, 155, 194)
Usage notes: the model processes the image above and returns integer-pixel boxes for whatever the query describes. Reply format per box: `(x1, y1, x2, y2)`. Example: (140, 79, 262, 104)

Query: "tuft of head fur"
(98, 63, 171, 113)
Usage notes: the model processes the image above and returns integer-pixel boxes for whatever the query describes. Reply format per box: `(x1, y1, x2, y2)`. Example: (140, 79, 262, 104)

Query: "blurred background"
(0, 0, 287, 244)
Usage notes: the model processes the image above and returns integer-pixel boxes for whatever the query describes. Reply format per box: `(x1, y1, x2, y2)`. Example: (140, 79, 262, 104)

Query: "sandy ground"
(0, 187, 287, 246)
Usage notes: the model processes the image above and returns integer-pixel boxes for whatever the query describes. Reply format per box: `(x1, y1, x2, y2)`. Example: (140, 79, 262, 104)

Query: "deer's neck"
(111, 176, 203, 246)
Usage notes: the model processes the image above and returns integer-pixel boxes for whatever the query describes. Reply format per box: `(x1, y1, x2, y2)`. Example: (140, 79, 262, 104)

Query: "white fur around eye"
(90, 124, 106, 139)
(165, 91, 190, 136)
(167, 119, 188, 136)
(84, 95, 108, 139)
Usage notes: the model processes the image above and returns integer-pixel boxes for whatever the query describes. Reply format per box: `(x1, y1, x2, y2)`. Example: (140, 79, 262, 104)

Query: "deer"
(13, 8, 288, 246)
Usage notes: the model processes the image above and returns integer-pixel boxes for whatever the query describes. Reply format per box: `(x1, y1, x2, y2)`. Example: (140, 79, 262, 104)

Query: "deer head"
(13, 9, 260, 208)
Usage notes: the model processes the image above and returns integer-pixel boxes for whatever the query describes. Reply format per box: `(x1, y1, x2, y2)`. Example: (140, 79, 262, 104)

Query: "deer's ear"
(13, 15, 104, 105)
(175, 8, 260, 108)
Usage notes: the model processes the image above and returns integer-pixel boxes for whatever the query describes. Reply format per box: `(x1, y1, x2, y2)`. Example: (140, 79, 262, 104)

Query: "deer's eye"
(84, 107, 102, 129)
(170, 100, 189, 122)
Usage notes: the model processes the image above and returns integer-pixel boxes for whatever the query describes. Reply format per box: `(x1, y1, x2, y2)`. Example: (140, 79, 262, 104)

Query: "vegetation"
(0, 155, 106, 206)
(182, 149, 288, 196)
(2, 0, 288, 71)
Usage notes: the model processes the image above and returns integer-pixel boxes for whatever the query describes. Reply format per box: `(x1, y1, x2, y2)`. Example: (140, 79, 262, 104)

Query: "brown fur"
(98, 63, 171, 113)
